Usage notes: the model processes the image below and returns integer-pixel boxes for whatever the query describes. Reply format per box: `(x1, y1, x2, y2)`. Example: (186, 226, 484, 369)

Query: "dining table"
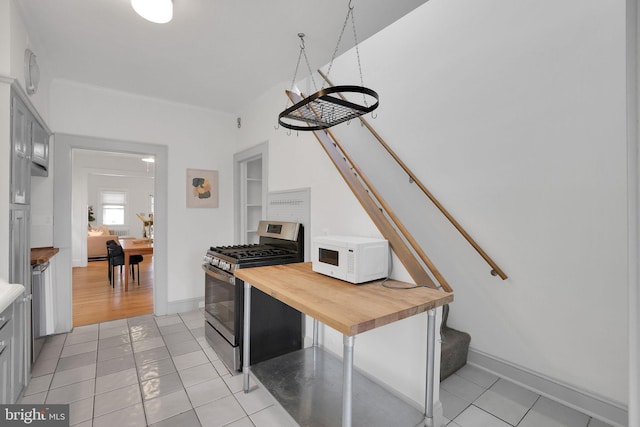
(119, 238, 153, 291)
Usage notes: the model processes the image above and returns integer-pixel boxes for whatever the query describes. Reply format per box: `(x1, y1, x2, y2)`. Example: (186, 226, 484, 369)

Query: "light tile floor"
(441, 365, 616, 427)
(20, 310, 616, 427)
(21, 310, 298, 427)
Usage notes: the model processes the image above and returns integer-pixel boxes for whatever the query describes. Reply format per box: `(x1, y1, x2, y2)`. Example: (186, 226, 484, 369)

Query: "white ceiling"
(16, 0, 428, 114)
(74, 149, 156, 175)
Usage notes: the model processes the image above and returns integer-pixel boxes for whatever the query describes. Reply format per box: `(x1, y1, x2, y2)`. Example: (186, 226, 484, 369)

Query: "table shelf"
(252, 347, 425, 427)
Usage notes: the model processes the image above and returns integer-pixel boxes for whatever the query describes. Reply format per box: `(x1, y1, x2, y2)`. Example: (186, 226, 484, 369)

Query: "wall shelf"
(237, 154, 266, 244)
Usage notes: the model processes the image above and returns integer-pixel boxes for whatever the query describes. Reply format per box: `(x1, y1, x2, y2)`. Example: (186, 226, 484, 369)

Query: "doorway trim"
(627, 0, 639, 425)
(53, 133, 168, 332)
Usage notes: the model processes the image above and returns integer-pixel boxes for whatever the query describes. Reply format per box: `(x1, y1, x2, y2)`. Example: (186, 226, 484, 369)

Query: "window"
(101, 191, 127, 225)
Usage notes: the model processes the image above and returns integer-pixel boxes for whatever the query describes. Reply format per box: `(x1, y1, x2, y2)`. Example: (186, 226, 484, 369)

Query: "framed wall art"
(187, 169, 219, 208)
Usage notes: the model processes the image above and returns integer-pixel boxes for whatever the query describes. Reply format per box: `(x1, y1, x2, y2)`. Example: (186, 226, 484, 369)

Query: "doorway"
(53, 134, 168, 333)
(71, 149, 155, 326)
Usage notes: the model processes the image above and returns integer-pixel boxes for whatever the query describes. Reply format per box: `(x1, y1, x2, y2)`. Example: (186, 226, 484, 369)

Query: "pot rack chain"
(277, 0, 379, 131)
(276, 33, 318, 132)
(322, 1, 368, 107)
(288, 33, 319, 97)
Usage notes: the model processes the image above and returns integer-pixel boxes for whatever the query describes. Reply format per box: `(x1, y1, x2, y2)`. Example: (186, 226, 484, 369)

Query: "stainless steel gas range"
(202, 220, 304, 371)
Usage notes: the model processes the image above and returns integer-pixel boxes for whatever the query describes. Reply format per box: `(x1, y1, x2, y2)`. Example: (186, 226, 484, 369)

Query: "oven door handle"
(203, 265, 235, 284)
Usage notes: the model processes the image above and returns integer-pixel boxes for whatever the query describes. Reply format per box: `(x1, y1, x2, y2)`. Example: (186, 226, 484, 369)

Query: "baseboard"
(166, 297, 204, 315)
(468, 348, 628, 427)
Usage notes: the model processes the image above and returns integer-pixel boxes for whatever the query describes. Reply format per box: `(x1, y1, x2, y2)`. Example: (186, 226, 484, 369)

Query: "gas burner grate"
(209, 245, 295, 261)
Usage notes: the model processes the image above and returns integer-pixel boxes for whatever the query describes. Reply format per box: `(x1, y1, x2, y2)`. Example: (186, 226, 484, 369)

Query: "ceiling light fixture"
(131, 0, 173, 24)
(141, 157, 155, 163)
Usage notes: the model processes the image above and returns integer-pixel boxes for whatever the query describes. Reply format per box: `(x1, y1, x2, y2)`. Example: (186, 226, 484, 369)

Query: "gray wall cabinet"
(0, 304, 13, 403)
(0, 298, 27, 404)
(6, 86, 44, 403)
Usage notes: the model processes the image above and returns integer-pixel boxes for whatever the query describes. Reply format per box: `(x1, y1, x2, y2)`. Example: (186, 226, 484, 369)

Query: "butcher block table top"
(234, 262, 453, 336)
(31, 247, 59, 265)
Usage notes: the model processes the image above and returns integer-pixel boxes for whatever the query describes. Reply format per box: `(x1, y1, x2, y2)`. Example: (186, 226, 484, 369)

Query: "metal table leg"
(343, 334, 355, 427)
(313, 318, 319, 347)
(424, 309, 436, 427)
(243, 281, 252, 393)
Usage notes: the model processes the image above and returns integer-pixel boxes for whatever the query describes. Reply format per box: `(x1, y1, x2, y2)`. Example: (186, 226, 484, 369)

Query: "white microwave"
(312, 235, 389, 284)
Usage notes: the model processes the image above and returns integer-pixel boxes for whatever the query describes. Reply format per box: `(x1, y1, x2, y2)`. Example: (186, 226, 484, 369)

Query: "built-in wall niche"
(234, 142, 268, 245)
(245, 158, 263, 242)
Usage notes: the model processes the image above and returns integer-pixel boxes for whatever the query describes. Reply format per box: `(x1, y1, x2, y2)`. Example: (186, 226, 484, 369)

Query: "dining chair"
(106, 240, 143, 287)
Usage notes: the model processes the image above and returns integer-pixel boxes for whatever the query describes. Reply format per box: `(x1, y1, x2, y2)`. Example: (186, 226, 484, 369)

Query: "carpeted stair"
(440, 304, 471, 380)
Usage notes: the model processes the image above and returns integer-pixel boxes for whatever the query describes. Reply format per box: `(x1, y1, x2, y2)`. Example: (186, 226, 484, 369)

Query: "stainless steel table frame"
(242, 281, 440, 427)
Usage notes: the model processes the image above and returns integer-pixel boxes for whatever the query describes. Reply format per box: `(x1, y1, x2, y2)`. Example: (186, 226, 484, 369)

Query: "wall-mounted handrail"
(317, 70, 508, 280)
(287, 90, 452, 292)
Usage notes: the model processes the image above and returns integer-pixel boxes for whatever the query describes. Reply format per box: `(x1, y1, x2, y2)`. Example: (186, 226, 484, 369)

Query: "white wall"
(87, 173, 154, 238)
(237, 0, 628, 412)
(365, 0, 628, 406)
(66, 150, 155, 264)
(49, 80, 237, 304)
(1, 0, 53, 279)
(9, 0, 56, 253)
(237, 83, 439, 409)
(3, 0, 53, 251)
(8, 0, 51, 121)
(0, 1, 9, 76)
(3, 0, 630, 420)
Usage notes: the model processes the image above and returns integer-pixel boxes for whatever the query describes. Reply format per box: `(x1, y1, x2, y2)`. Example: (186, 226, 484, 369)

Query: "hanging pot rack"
(278, 1, 379, 131)
(278, 85, 378, 131)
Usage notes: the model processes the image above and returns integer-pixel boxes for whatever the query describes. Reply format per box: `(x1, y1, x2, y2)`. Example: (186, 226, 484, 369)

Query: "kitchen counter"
(31, 246, 59, 265)
(235, 262, 453, 427)
(235, 262, 453, 336)
(0, 279, 25, 313)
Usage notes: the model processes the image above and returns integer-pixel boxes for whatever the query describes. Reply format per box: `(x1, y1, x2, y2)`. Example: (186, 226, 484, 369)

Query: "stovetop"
(204, 244, 301, 272)
(208, 244, 296, 261)
(203, 220, 304, 272)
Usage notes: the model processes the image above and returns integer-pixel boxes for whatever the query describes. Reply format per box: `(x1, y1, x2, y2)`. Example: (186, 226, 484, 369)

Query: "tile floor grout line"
(154, 314, 193, 425)
(128, 316, 150, 427)
(170, 314, 209, 426)
(172, 313, 208, 426)
(89, 341, 97, 427)
(474, 403, 519, 427)
(43, 332, 67, 406)
(513, 394, 541, 427)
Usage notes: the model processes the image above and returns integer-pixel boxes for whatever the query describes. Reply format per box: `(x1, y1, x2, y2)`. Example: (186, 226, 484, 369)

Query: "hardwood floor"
(72, 256, 153, 327)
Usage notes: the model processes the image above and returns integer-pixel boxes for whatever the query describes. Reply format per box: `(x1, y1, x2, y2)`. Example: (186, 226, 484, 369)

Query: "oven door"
(203, 265, 238, 345)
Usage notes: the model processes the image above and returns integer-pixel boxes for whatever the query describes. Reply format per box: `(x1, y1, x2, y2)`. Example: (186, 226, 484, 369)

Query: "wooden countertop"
(234, 262, 453, 336)
(31, 247, 59, 265)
